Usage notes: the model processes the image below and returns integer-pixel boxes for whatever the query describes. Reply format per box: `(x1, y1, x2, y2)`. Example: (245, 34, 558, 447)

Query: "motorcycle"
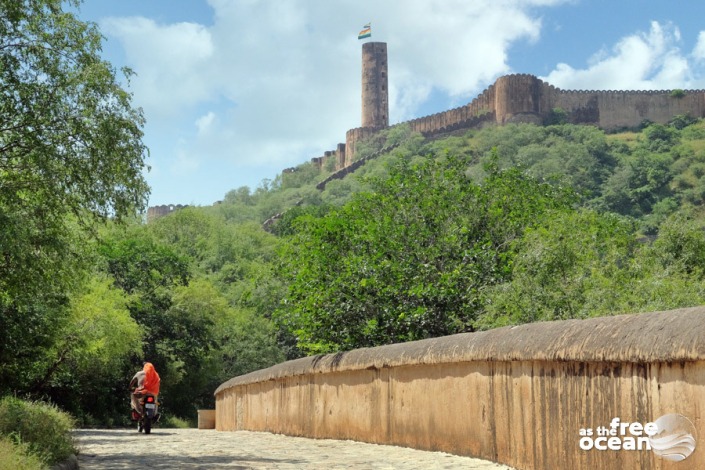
(131, 393, 160, 434)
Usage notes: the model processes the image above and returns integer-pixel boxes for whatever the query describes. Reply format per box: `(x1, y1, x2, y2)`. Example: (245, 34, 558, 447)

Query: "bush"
(0, 397, 76, 466)
(160, 414, 193, 428)
(0, 436, 45, 470)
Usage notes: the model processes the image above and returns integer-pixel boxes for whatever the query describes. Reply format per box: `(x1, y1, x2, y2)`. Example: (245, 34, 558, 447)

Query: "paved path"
(75, 428, 515, 469)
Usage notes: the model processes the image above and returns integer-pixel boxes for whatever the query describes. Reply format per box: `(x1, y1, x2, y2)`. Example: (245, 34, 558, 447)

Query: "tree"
(162, 280, 285, 413)
(98, 226, 191, 363)
(36, 276, 143, 424)
(599, 150, 673, 220)
(480, 210, 637, 326)
(159, 279, 230, 415)
(276, 154, 576, 353)
(0, 0, 149, 395)
(0, 0, 149, 221)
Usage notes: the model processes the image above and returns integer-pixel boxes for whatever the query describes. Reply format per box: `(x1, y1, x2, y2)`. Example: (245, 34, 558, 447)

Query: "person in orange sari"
(130, 362, 160, 417)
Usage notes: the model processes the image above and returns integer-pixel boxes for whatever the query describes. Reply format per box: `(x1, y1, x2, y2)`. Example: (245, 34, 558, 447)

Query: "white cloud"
(542, 22, 705, 90)
(195, 112, 216, 137)
(101, 17, 216, 117)
(173, 140, 201, 174)
(694, 31, 705, 61)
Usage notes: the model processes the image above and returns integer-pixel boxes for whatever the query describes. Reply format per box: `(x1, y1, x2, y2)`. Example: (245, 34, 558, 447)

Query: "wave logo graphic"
(649, 414, 697, 462)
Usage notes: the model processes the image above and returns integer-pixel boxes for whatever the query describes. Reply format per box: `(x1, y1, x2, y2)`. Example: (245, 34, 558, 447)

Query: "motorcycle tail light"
(146, 396, 155, 403)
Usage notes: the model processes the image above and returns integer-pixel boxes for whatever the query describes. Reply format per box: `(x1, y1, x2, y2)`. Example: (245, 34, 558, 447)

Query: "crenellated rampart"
(324, 74, 705, 171)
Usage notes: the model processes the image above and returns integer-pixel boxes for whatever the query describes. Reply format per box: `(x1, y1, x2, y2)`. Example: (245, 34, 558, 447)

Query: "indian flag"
(358, 23, 371, 39)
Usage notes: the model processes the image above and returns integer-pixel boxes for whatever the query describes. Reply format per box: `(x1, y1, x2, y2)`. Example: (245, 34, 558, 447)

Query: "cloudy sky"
(74, 0, 705, 207)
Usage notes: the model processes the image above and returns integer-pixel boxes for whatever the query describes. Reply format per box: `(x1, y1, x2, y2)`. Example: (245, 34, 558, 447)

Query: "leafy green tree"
(0, 0, 148, 395)
(0, 217, 88, 393)
(668, 114, 697, 130)
(481, 208, 705, 328)
(33, 276, 141, 390)
(480, 210, 637, 326)
(0, 0, 148, 220)
(649, 211, 705, 275)
(599, 150, 673, 220)
(642, 123, 679, 152)
(36, 277, 142, 424)
(474, 124, 616, 201)
(277, 154, 575, 353)
(101, 216, 288, 417)
(98, 226, 198, 419)
(215, 308, 285, 387)
(159, 279, 230, 415)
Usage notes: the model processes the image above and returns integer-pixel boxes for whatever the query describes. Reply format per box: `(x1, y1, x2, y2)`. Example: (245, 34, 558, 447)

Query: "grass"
(606, 131, 640, 148)
(0, 436, 45, 470)
(0, 397, 77, 466)
(160, 414, 193, 428)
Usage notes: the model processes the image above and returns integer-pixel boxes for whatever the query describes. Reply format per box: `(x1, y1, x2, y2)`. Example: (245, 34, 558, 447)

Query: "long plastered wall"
(215, 307, 705, 470)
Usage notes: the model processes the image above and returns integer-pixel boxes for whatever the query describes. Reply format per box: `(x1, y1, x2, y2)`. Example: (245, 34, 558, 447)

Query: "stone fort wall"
(312, 74, 705, 172)
(146, 204, 189, 223)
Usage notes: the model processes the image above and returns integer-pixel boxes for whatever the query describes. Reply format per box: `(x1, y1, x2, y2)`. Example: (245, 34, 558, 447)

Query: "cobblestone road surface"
(75, 428, 515, 469)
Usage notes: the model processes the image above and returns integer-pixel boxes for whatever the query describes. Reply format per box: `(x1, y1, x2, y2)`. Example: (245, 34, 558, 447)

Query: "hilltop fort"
(311, 41, 705, 174)
(150, 41, 705, 219)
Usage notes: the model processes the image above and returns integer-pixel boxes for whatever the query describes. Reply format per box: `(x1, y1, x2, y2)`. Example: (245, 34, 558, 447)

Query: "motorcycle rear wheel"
(144, 416, 152, 434)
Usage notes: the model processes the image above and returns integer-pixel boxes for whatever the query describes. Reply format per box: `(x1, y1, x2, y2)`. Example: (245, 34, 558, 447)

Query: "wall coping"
(215, 306, 705, 395)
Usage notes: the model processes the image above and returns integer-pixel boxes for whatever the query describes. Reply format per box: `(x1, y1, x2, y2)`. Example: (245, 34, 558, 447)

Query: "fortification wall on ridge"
(262, 73, 705, 229)
(550, 87, 705, 128)
(404, 84, 496, 135)
(342, 74, 705, 164)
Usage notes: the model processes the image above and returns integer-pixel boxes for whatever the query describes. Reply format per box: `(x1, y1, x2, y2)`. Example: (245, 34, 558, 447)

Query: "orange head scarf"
(142, 362, 160, 396)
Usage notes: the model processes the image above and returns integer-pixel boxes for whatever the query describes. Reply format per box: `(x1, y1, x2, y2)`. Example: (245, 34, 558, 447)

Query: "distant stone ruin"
(146, 204, 188, 223)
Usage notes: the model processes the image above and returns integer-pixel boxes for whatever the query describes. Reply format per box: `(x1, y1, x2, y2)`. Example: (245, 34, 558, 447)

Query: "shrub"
(0, 397, 76, 466)
(160, 415, 192, 428)
(545, 107, 568, 125)
(0, 436, 44, 470)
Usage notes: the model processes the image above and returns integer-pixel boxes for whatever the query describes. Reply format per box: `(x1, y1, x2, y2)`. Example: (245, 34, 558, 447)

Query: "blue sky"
(73, 0, 705, 207)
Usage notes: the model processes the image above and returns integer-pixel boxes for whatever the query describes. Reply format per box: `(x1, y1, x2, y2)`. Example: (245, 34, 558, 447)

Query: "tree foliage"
(0, 0, 149, 400)
(276, 154, 576, 353)
(0, 0, 149, 221)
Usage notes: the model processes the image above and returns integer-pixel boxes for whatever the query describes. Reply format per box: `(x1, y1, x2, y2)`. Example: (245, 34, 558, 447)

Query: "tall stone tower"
(361, 42, 389, 129)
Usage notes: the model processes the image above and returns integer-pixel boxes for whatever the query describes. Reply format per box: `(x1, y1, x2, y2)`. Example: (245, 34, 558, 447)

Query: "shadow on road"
(79, 453, 306, 469)
(75, 429, 307, 469)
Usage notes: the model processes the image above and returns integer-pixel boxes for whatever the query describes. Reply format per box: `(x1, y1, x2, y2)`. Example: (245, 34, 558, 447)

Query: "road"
(75, 428, 515, 469)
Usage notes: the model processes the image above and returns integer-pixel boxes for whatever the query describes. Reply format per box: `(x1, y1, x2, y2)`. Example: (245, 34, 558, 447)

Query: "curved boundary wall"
(215, 307, 705, 469)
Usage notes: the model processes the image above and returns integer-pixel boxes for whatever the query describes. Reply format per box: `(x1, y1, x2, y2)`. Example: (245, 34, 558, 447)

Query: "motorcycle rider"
(130, 362, 160, 420)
